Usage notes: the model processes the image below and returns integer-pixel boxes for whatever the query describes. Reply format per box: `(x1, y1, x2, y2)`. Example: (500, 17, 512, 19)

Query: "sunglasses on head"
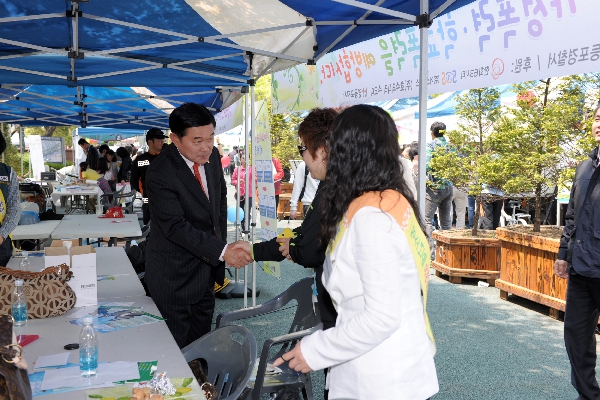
(298, 145, 307, 157)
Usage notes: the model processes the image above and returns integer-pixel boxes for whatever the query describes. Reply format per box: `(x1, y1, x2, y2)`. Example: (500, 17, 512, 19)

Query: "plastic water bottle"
(11, 279, 27, 326)
(19, 252, 30, 272)
(79, 316, 98, 377)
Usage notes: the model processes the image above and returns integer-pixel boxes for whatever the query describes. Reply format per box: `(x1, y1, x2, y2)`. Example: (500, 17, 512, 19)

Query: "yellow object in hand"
(278, 227, 296, 246)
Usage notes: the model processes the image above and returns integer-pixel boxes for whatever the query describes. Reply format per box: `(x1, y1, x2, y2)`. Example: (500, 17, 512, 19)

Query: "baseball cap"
(146, 128, 168, 142)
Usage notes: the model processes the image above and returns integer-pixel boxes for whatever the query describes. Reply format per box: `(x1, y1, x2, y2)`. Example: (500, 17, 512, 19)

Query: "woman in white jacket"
(274, 105, 439, 400)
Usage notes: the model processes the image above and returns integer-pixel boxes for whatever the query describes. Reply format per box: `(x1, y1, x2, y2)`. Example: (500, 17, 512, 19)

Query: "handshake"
(222, 240, 253, 268)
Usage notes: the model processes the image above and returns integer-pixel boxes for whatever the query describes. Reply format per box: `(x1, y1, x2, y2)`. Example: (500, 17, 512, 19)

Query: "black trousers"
(142, 202, 150, 225)
(481, 199, 503, 230)
(564, 272, 600, 400)
(0, 237, 13, 266)
(239, 197, 252, 231)
(154, 282, 215, 349)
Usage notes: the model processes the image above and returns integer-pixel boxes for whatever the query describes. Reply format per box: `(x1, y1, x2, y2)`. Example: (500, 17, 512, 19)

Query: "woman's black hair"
(79, 162, 88, 171)
(96, 158, 109, 175)
(319, 104, 424, 245)
(116, 147, 129, 159)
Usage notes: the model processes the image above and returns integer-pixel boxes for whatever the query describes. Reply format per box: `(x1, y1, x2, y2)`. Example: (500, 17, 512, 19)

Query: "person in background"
(399, 152, 417, 200)
(401, 145, 411, 159)
(273, 156, 285, 210)
(228, 146, 238, 176)
(98, 144, 110, 158)
(408, 143, 419, 187)
(453, 187, 468, 229)
(425, 122, 453, 257)
(0, 134, 20, 265)
(289, 160, 318, 219)
(130, 128, 167, 224)
(78, 138, 99, 171)
(230, 154, 254, 230)
(554, 105, 600, 400)
(116, 147, 132, 183)
(94, 158, 114, 198)
(144, 102, 251, 348)
(104, 149, 119, 190)
(79, 161, 101, 181)
(273, 105, 438, 399)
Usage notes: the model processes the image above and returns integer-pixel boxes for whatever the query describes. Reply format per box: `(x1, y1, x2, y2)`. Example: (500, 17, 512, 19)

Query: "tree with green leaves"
(485, 78, 584, 233)
(429, 87, 502, 235)
(25, 125, 74, 147)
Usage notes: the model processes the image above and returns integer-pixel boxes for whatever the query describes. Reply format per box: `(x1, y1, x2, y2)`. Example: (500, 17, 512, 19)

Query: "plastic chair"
(216, 277, 322, 400)
(181, 325, 257, 400)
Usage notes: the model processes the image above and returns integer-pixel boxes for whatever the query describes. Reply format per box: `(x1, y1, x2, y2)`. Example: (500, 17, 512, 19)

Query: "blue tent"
(0, 0, 473, 88)
(0, 85, 238, 129)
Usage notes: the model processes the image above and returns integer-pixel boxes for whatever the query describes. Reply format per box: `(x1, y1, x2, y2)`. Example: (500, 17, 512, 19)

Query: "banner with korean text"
(272, 0, 595, 113)
(214, 99, 244, 135)
(253, 100, 281, 278)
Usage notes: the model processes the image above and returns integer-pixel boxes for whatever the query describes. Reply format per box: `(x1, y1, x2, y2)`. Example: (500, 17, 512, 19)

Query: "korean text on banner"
(254, 100, 280, 279)
(272, 0, 594, 113)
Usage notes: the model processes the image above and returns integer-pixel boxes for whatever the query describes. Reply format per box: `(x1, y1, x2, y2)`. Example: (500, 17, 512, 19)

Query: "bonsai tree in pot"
(485, 77, 585, 233)
(429, 86, 503, 236)
(427, 87, 505, 285)
(486, 77, 587, 317)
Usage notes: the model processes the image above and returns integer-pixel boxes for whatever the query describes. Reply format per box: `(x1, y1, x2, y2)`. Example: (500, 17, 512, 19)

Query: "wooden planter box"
(432, 230, 501, 286)
(495, 227, 565, 319)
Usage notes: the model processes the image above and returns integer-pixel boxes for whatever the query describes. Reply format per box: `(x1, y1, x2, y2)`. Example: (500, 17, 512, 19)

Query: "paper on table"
(66, 306, 98, 319)
(41, 361, 140, 391)
(66, 302, 136, 319)
(34, 352, 70, 370)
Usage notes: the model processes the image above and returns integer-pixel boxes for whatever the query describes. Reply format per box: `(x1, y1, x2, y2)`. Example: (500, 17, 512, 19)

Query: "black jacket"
(145, 144, 227, 304)
(558, 147, 600, 277)
(253, 184, 337, 329)
(131, 151, 161, 197)
(86, 145, 100, 171)
(117, 156, 132, 183)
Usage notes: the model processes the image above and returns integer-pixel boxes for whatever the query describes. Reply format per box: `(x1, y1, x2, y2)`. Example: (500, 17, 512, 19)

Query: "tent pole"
(417, 0, 430, 218)
(249, 57, 258, 308)
(20, 126, 24, 177)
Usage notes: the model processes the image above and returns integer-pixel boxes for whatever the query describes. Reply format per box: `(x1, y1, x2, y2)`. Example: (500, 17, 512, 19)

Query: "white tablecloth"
(51, 215, 141, 241)
(12, 220, 61, 241)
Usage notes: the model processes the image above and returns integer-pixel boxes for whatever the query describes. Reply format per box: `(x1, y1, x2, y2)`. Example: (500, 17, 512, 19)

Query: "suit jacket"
(145, 143, 227, 305)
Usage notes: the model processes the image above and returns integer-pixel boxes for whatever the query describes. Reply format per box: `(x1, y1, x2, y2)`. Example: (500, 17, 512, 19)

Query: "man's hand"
(276, 237, 292, 260)
(554, 259, 568, 279)
(272, 341, 312, 373)
(290, 209, 297, 220)
(223, 241, 252, 268)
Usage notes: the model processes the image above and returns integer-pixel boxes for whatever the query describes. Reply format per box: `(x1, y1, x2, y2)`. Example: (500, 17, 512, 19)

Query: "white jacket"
(302, 207, 439, 400)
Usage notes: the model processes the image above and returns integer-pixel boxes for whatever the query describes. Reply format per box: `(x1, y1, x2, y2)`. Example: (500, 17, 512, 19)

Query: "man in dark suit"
(145, 103, 251, 348)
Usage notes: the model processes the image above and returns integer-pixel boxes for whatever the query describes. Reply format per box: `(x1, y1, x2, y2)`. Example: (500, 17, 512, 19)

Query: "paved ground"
(54, 179, 586, 399)
(213, 179, 587, 400)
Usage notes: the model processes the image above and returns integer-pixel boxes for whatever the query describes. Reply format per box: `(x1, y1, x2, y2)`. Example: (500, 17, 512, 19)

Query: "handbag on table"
(0, 314, 32, 400)
(0, 264, 76, 318)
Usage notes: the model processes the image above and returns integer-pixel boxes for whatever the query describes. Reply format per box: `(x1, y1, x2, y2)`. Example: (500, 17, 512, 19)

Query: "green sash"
(327, 190, 435, 347)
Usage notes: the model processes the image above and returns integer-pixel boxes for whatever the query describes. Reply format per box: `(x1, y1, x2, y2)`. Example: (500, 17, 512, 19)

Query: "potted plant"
(486, 77, 587, 317)
(429, 87, 504, 285)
